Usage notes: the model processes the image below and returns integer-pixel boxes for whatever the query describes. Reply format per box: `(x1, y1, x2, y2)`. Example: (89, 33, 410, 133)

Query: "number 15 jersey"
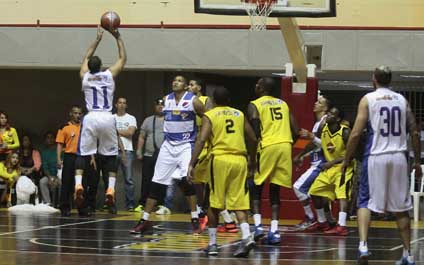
(82, 69, 115, 112)
(365, 88, 407, 156)
(251, 95, 293, 149)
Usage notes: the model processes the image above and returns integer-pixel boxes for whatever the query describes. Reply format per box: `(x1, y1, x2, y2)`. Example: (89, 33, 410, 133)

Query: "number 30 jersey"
(204, 106, 247, 156)
(82, 69, 115, 112)
(365, 88, 408, 156)
(251, 95, 293, 149)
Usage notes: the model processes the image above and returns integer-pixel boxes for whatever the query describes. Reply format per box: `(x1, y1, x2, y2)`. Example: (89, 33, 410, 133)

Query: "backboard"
(194, 0, 336, 17)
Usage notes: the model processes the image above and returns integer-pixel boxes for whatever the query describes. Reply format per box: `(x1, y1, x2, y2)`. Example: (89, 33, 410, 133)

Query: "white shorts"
(152, 141, 192, 186)
(78, 111, 118, 156)
(358, 152, 412, 213)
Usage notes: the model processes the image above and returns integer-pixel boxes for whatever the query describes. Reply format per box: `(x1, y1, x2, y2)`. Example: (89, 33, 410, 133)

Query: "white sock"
(316, 208, 326, 223)
(191, 211, 199, 219)
(108, 177, 116, 190)
(240, 222, 250, 239)
(208, 228, 217, 245)
(304, 205, 315, 220)
(220, 210, 233, 223)
(338, 212, 347, 227)
(143, 212, 150, 221)
(75, 175, 82, 186)
(359, 241, 368, 252)
(270, 220, 279, 233)
(402, 248, 410, 258)
(253, 214, 261, 226)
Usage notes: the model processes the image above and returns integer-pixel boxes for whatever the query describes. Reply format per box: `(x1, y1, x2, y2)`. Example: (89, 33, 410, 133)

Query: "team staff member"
(247, 77, 298, 245)
(56, 106, 83, 217)
(188, 86, 257, 257)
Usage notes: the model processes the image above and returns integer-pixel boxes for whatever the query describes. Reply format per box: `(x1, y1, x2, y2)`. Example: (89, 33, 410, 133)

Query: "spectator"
(0, 111, 20, 162)
(0, 151, 20, 207)
(19, 134, 42, 204)
(40, 131, 60, 206)
(114, 97, 137, 211)
(135, 98, 165, 212)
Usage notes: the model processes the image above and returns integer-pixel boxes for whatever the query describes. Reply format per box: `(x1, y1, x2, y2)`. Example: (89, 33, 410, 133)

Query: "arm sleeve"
(130, 115, 137, 128)
(56, 129, 65, 144)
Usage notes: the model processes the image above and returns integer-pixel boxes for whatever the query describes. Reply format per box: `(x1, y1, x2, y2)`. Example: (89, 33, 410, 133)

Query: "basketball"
(100, 11, 120, 31)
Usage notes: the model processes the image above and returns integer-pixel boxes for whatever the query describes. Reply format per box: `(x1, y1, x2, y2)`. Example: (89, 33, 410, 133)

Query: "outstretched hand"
(109, 28, 121, 39)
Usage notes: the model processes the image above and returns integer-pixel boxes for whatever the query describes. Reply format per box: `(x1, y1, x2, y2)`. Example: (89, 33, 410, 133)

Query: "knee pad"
(99, 155, 118, 173)
(176, 177, 196, 196)
(250, 183, 263, 201)
(269, 183, 281, 206)
(294, 187, 309, 201)
(148, 182, 168, 201)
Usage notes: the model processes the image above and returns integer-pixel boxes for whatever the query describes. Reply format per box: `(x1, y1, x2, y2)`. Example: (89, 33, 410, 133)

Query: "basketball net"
(242, 0, 276, 31)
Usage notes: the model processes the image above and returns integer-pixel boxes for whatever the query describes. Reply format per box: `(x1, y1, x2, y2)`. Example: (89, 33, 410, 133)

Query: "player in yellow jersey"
(188, 87, 258, 258)
(188, 79, 213, 229)
(308, 106, 355, 236)
(247, 77, 298, 245)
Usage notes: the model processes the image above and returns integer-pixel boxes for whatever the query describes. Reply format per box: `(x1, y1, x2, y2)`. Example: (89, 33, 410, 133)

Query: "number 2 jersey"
(82, 69, 115, 112)
(365, 87, 408, 156)
(251, 95, 293, 149)
(204, 106, 247, 156)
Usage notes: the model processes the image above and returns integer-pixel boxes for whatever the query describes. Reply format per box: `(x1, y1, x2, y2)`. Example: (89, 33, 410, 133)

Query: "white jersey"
(310, 114, 327, 165)
(365, 88, 408, 156)
(82, 69, 115, 112)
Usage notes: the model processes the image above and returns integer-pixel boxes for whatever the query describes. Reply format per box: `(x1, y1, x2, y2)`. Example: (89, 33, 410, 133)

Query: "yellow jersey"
(0, 162, 19, 183)
(204, 106, 247, 156)
(251, 95, 292, 149)
(196, 96, 209, 128)
(321, 124, 349, 163)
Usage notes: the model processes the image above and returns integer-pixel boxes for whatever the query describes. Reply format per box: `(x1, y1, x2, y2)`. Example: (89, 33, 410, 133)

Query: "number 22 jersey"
(365, 87, 407, 156)
(82, 69, 115, 112)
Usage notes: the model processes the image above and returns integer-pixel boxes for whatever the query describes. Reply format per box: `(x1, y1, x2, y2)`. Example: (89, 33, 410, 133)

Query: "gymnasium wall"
(0, 0, 423, 28)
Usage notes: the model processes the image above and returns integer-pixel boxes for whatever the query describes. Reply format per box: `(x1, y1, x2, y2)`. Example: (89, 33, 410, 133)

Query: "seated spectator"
(0, 111, 20, 162)
(19, 134, 42, 204)
(0, 151, 20, 207)
(40, 131, 60, 206)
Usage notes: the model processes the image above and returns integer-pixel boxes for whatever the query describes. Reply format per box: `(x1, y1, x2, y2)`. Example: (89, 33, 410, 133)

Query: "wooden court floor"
(0, 210, 423, 265)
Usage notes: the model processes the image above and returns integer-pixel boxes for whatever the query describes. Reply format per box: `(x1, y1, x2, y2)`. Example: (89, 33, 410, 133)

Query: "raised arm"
(108, 29, 127, 78)
(80, 26, 104, 79)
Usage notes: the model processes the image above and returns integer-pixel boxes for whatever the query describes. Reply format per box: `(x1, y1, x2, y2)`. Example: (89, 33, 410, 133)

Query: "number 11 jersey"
(365, 87, 407, 156)
(82, 69, 115, 112)
(251, 95, 293, 149)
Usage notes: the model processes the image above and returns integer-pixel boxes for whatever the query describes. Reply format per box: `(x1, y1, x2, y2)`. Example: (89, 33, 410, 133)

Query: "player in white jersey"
(130, 75, 206, 235)
(292, 95, 332, 230)
(342, 66, 422, 265)
(74, 26, 127, 212)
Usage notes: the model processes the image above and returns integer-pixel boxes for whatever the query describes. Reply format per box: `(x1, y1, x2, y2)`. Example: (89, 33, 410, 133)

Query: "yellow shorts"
(254, 142, 292, 188)
(309, 163, 355, 201)
(208, 154, 250, 211)
(193, 148, 210, 184)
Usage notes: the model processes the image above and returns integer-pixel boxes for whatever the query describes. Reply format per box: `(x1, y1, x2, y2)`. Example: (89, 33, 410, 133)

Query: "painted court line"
(0, 219, 107, 236)
(389, 236, 424, 251)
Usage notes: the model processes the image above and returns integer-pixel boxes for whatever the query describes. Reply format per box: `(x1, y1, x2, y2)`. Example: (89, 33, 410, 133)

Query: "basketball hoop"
(242, 0, 277, 31)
